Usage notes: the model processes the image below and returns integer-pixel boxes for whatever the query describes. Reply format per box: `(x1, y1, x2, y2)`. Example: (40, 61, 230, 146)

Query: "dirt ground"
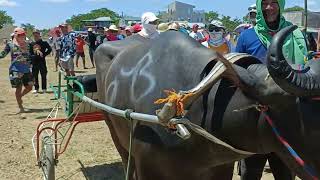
(0, 44, 295, 180)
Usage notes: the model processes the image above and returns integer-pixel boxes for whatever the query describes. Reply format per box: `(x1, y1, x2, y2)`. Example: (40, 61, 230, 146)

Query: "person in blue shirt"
(236, 0, 307, 65)
(236, 0, 307, 179)
(0, 27, 33, 112)
(236, 28, 268, 63)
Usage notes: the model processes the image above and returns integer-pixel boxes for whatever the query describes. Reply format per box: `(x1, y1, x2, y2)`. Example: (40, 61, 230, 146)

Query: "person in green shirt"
(238, 0, 308, 179)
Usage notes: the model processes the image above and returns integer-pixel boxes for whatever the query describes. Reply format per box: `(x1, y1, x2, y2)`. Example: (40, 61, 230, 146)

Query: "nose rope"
(257, 105, 319, 180)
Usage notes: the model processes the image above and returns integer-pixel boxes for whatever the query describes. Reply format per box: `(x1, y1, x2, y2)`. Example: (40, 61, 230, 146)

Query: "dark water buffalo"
(95, 26, 320, 180)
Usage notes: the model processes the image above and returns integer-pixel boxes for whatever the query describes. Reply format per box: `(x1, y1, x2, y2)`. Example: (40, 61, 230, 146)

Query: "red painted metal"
(36, 112, 107, 162)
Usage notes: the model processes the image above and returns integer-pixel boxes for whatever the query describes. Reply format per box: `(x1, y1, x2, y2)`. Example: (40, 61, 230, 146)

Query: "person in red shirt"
(75, 34, 87, 69)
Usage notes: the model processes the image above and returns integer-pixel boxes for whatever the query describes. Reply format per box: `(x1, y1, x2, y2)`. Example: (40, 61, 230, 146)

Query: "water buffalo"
(94, 26, 320, 180)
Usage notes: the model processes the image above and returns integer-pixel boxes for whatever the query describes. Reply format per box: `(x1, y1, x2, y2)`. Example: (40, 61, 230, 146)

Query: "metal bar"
(72, 80, 85, 96)
(81, 95, 161, 124)
(304, 0, 308, 35)
(57, 121, 81, 155)
(57, 113, 105, 155)
(58, 70, 62, 99)
(50, 84, 68, 101)
(79, 95, 191, 139)
(66, 81, 74, 117)
(36, 127, 56, 162)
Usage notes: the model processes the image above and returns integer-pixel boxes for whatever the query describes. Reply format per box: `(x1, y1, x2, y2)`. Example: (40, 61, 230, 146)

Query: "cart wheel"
(41, 136, 55, 180)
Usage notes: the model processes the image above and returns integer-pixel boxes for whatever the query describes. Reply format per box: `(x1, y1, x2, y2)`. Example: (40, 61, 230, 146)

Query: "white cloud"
(0, 0, 18, 7)
(40, 0, 71, 3)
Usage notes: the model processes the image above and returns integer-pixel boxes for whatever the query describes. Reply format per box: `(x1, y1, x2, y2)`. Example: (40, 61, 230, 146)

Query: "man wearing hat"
(125, 26, 133, 37)
(30, 29, 52, 93)
(158, 23, 169, 33)
(189, 24, 206, 43)
(59, 23, 77, 76)
(86, 28, 96, 68)
(132, 24, 142, 34)
(138, 12, 160, 39)
(106, 25, 120, 41)
(204, 20, 233, 54)
(248, 4, 257, 26)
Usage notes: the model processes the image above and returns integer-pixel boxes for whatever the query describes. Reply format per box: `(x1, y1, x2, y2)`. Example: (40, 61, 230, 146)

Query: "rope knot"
(154, 89, 194, 117)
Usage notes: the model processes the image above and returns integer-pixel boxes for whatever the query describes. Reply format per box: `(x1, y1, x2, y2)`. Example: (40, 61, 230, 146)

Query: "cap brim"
(150, 17, 159, 22)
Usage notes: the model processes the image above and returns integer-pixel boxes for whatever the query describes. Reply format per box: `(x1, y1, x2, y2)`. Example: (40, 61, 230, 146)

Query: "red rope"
(258, 106, 319, 180)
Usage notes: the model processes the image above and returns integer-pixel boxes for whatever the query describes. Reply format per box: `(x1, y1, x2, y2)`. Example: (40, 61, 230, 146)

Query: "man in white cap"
(204, 20, 233, 54)
(248, 4, 257, 26)
(86, 27, 96, 68)
(138, 12, 160, 39)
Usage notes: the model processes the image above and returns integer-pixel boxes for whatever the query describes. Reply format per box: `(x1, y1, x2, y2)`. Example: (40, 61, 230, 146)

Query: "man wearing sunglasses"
(204, 20, 233, 54)
(236, 0, 307, 179)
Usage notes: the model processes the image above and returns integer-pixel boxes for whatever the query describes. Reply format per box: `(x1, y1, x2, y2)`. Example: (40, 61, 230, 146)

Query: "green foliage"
(284, 6, 304, 12)
(21, 23, 35, 39)
(66, 8, 119, 30)
(205, 11, 219, 22)
(220, 15, 242, 32)
(205, 11, 242, 32)
(40, 29, 50, 39)
(0, 10, 14, 29)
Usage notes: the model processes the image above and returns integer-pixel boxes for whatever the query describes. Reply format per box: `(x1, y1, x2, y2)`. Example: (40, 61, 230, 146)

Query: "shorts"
(9, 71, 33, 88)
(60, 56, 74, 71)
(76, 52, 85, 58)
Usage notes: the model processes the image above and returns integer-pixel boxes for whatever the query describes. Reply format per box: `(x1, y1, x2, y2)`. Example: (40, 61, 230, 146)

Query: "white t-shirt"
(189, 31, 204, 41)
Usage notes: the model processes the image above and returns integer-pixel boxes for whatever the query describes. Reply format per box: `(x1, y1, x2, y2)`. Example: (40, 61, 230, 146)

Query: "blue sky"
(0, 0, 319, 29)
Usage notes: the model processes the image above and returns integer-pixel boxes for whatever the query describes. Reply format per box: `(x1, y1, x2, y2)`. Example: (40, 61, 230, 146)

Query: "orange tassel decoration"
(154, 89, 194, 116)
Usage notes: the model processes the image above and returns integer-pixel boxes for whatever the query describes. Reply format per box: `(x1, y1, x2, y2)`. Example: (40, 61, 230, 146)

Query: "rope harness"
(256, 105, 319, 180)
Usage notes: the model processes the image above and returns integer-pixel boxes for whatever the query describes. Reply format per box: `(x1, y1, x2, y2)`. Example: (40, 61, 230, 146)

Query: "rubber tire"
(41, 136, 55, 180)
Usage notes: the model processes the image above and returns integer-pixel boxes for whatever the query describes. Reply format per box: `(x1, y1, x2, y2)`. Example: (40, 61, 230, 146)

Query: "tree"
(21, 23, 35, 38)
(284, 6, 304, 12)
(0, 10, 14, 29)
(205, 11, 219, 23)
(66, 8, 119, 30)
(220, 15, 242, 32)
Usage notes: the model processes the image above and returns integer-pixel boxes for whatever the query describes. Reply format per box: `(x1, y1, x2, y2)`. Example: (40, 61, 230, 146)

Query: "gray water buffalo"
(94, 26, 320, 180)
